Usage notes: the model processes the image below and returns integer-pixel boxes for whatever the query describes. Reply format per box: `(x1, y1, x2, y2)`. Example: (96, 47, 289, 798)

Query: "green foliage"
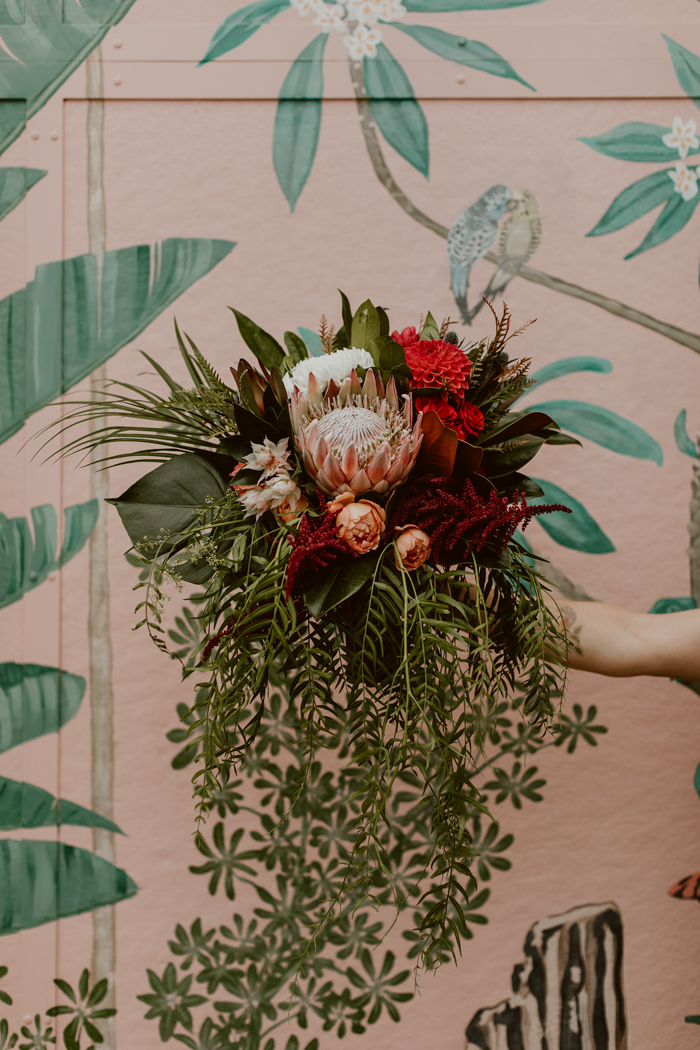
(529, 479, 615, 553)
(585, 170, 676, 237)
(363, 44, 429, 178)
(663, 34, 700, 111)
(0, 500, 97, 609)
(578, 122, 694, 163)
(0, 238, 234, 445)
(624, 190, 700, 259)
(525, 400, 663, 464)
(146, 673, 607, 1048)
(530, 356, 613, 385)
(674, 409, 697, 459)
(0, 168, 45, 223)
(0, 663, 85, 752)
(0, 777, 123, 834)
(402, 0, 546, 8)
(391, 23, 534, 90)
(200, 0, 290, 64)
(273, 34, 327, 211)
(47, 968, 116, 1050)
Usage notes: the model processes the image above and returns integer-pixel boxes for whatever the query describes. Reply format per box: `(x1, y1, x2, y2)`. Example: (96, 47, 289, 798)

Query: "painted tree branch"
(348, 64, 700, 356)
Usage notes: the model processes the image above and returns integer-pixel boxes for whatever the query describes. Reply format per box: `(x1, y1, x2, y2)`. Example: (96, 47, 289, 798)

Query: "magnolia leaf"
(527, 400, 663, 464)
(0, 664, 85, 753)
(529, 478, 615, 553)
(413, 410, 459, 476)
(302, 553, 380, 617)
(674, 409, 698, 459)
(0, 777, 123, 834)
(0, 840, 137, 933)
(364, 44, 429, 177)
(578, 122, 693, 162)
(283, 331, 309, 369)
(351, 299, 381, 351)
(231, 309, 285, 370)
(480, 411, 555, 447)
(663, 35, 700, 110)
(273, 33, 327, 211)
(391, 24, 534, 90)
(339, 289, 353, 336)
(481, 435, 544, 477)
(200, 0, 290, 63)
(586, 170, 676, 237)
(106, 453, 231, 553)
(624, 189, 700, 259)
(530, 356, 613, 385)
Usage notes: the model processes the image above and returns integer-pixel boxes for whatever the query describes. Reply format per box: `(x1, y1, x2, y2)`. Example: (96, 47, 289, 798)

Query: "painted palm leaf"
(0, 499, 98, 608)
(0, 663, 85, 753)
(0, 839, 137, 934)
(0, 0, 138, 158)
(0, 237, 235, 445)
(0, 167, 45, 222)
(0, 776, 123, 833)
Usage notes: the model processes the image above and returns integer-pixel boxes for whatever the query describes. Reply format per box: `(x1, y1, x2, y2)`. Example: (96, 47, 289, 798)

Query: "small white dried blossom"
(236, 471, 304, 519)
(283, 346, 375, 396)
(242, 436, 291, 480)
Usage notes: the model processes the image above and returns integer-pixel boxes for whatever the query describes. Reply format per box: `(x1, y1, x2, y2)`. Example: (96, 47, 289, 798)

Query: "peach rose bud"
(394, 525, 430, 571)
(335, 499, 386, 554)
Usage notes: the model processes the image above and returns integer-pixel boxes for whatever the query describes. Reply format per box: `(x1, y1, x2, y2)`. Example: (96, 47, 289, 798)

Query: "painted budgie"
(477, 189, 542, 315)
(446, 184, 513, 324)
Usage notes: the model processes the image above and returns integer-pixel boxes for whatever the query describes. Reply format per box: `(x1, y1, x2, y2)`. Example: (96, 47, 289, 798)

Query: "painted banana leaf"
(674, 409, 698, 458)
(525, 399, 663, 464)
(578, 123, 698, 163)
(273, 33, 326, 211)
(0, 663, 85, 753)
(530, 356, 613, 385)
(529, 478, 615, 553)
(0, 237, 235, 445)
(364, 43, 429, 177)
(391, 23, 534, 90)
(0, 0, 138, 158)
(663, 34, 700, 111)
(0, 839, 137, 934)
(200, 0, 290, 64)
(0, 499, 98, 608)
(0, 167, 45, 222)
(0, 776, 122, 833)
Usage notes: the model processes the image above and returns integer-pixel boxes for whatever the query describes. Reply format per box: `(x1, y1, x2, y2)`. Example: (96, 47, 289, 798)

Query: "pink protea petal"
(372, 479, 389, 494)
(384, 459, 405, 487)
(349, 369, 362, 396)
(325, 378, 340, 402)
(385, 375, 398, 411)
(341, 442, 360, 478)
(308, 372, 323, 408)
(376, 372, 386, 400)
(313, 434, 329, 470)
(323, 453, 346, 490)
(397, 437, 411, 468)
(362, 370, 377, 401)
(315, 468, 335, 494)
(403, 394, 413, 426)
(338, 377, 353, 404)
(349, 469, 371, 494)
(412, 412, 423, 443)
(366, 443, 391, 484)
(305, 419, 319, 456)
(302, 449, 318, 479)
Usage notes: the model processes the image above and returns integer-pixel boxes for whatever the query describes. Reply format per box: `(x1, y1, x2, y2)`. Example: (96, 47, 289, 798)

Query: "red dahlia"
(404, 339, 471, 396)
(415, 397, 485, 441)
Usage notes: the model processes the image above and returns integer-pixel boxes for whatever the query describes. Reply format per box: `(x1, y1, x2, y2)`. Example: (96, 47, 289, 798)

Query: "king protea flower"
(290, 367, 423, 497)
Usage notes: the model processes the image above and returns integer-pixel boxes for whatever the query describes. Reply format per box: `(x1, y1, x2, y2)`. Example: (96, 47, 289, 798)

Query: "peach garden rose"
(394, 525, 431, 571)
(331, 498, 386, 554)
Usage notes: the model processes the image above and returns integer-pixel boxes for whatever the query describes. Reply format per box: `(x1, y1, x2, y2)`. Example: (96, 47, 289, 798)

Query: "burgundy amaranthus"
(285, 495, 358, 600)
(392, 476, 570, 567)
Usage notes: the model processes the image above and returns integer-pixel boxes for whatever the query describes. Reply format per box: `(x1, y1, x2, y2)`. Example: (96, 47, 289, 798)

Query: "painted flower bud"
(394, 525, 430, 571)
(335, 499, 386, 555)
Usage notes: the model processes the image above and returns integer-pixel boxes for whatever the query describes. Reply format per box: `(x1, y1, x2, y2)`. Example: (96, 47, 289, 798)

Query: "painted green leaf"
(273, 33, 326, 211)
(0, 777, 122, 833)
(649, 596, 697, 615)
(200, 0, 289, 64)
(297, 326, 325, 357)
(529, 479, 615, 553)
(624, 190, 700, 259)
(0, 237, 235, 446)
(663, 35, 700, 110)
(0, 1, 25, 25)
(0, 663, 85, 753)
(0, 499, 97, 609)
(0, 0, 138, 158)
(674, 409, 697, 459)
(586, 170, 675, 238)
(364, 44, 429, 178)
(402, 0, 545, 10)
(0, 840, 137, 934)
(107, 452, 231, 553)
(578, 122, 694, 162)
(530, 356, 613, 386)
(0, 167, 45, 223)
(525, 400, 663, 464)
(391, 24, 534, 90)
(694, 762, 700, 800)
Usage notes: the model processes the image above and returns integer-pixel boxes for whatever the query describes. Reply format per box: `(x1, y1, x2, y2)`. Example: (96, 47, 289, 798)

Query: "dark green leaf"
(0, 663, 84, 753)
(674, 409, 698, 458)
(391, 24, 534, 90)
(302, 553, 380, 617)
(200, 0, 289, 63)
(625, 190, 700, 259)
(339, 290, 353, 338)
(351, 299, 382, 351)
(0, 776, 123, 833)
(283, 331, 309, 369)
(273, 33, 327, 211)
(526, 400, 663, 464)
(663, 35, 700, 109)
(585, 169, 676, 237)
(530, 356, 613, 385)
(364, 44, 429, 177)
(578, 122, 693, 162)
(529, 478, 615, 553)
(480, 411, 555, 447)
(231, 308, 285, 370)
(481, 436, 543, 476)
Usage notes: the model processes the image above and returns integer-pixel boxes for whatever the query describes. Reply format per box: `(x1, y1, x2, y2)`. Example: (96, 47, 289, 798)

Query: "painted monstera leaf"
(0, 776, 123, 833)
(0, 237, 235, 445)
(0, 840, 137, 934)
(0, 499, 98, 608)
(0, 0, 138, 158)
(0, 663, 85, 751)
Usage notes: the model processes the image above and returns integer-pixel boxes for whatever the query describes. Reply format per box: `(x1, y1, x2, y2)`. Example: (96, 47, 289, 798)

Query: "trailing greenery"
(0, 966, 114, 1049)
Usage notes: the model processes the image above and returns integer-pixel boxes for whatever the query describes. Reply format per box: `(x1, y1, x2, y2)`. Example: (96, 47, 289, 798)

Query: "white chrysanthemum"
(283, 346, 375, 396)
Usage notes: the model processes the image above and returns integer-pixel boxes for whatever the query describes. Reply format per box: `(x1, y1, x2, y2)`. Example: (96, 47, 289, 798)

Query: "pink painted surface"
(2, 1, 700, 1045)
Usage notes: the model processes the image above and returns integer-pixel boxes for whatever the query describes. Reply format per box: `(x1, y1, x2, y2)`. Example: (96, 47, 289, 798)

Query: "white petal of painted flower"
(283, 346, 375, 396)
(668, 161, 698, 201)
(662, 116, 700, 159)
(375, 0, 406, 20)
(291, 0, 326, 17)
(312, 2, 345, 31)
(242, 436, 291, 479)
(346, 0, 380, 22)
(343, 23, 382, 58)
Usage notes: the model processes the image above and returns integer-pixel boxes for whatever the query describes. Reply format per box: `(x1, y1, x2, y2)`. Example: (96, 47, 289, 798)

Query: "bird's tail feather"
(450, 264, 470, 301)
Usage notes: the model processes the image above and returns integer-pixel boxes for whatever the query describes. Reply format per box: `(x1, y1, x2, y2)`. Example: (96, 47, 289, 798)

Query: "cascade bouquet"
(57, 294, 577, 965)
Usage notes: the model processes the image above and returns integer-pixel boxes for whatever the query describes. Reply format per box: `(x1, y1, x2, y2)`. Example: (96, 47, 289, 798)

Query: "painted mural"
(0, 0, 699, 1048)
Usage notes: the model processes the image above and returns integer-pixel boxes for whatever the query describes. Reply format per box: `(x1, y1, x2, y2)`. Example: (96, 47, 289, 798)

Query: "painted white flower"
(312, 2, 346, 31)
(668, 161, 699, 201)
(283, 346, 375, 396)
(343, 23, 383, 59)
(663, 116, 700, 159)
(375, 0, 406, 20)
(291, 0, 326, 17)
(346, 0, 380, 23)
(242, 436, 291, 480)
